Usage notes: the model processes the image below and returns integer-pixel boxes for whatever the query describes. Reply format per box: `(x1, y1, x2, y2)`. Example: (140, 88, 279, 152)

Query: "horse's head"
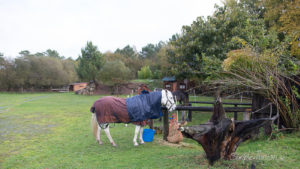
(161, 89, 176, 112)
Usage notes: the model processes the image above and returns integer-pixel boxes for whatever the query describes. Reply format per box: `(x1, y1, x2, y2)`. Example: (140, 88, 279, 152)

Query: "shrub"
(219, 48, 300, 128)
(138, 66, 153, 79)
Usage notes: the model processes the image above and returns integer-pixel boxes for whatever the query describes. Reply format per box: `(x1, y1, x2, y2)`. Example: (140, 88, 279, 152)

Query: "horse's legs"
(96, 126, 103, 145)
(139, 126, 145, 144)
(104, 125, 117, 147)
(133, 125, 141, 146)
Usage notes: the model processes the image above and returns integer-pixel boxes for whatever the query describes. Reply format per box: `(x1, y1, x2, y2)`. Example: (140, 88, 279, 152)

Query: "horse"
(90, 89, 176, 146)
(155, 89, 188, 104)
(172, 90, 189, 121)
(172, 90, 188, 104)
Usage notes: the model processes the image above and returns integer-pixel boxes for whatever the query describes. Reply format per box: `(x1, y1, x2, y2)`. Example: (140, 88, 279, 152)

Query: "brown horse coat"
(91, 96, 130, 123)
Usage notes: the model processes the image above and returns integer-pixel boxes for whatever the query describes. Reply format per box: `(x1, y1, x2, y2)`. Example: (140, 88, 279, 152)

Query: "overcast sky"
(0, 0, 222, 59)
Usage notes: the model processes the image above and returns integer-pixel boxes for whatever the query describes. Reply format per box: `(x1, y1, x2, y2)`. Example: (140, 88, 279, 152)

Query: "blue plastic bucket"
(142, 129, 155, 142)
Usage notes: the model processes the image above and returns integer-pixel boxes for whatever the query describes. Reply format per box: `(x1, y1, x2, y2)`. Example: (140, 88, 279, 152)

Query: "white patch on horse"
(104, 126, 117, 147)
(139, 126, 144, 144)
(133, 125, 141, 146)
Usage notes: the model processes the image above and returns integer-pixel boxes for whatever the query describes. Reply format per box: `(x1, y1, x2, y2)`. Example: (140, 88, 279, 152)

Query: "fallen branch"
(180, 97, 277, 165)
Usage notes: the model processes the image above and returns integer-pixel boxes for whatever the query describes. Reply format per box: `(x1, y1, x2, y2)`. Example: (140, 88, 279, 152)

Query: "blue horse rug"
(90, 92, 162, 123)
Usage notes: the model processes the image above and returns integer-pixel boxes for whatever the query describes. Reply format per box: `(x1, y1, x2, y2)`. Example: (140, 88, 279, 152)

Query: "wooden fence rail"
(161, 102, 252, 141)
(188, 101, 252, 121)
(189, 101, 252, 106)
(174, 106, 251, 112)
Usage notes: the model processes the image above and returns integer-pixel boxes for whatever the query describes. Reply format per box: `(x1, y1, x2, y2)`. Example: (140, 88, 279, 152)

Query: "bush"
(222, 48, 278, 72)
(138, 66, 153, 79)
(99, 60, 132, 93)
(219, 48, 300, 128)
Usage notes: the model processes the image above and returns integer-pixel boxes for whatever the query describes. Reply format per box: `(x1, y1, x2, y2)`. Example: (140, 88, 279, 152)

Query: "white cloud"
(0, 0, 222, 59)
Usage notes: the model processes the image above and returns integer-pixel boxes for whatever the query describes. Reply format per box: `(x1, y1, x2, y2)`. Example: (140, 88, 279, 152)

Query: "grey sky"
(0, 0, 222, 59)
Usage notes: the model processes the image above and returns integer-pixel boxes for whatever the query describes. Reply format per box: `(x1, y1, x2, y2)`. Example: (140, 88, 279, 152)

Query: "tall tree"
(76, 41, 103, 85)
(104, 45, 144, 78)
(0, 57, 16, 91)
(99, 60, 131, 94)
(115, 45, 138, 58)
(167, 0, 273, 80)
(19, 50, 30, 57)
(140, 43, 161, 58)
(45, 49, 64, 59)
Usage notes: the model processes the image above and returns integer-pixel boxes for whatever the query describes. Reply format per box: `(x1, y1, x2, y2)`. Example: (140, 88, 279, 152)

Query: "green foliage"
(115, 45, 138, 58)
(220, 47, 300, 128)
(0, 57, 16, 90)
(140, 42, 164, 58)
(45, 49, 64, 59)
(100, 60, 131, 85)
(108, 45, 143, 78)
(167, 0, 270, 80)
(76, 41, 103, 83)
(269, 124, 284, 140)
(99, 60, 132, 93)
(165, 0, 299, 81)
(0, 50, 77, 91)
(152, 70, 162, 79)
(155, 45, 176, 78)
(110, 42, 170, 80)
(201, 55, 223, 81)
(138, 66, 153, 79)
(223, 48, 278, 72)
(19, 50, 30, 57)
(263, 0, 300, 58)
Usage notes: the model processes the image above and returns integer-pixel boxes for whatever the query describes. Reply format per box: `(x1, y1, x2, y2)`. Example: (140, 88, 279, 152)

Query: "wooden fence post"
(188, 103, 192, 121)
(149, 119, 154, 129)
(163, 109, 169, 141)
(243, 109, 251, 121)
(234, 104, 238, 120)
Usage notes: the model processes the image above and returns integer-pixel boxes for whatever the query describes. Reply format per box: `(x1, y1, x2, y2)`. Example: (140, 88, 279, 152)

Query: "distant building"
(162, 76, 191, 92)
(69, 82, 88, 91)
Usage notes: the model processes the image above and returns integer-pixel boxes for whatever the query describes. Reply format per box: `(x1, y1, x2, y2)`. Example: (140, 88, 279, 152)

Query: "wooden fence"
(161, 101, 252, 141)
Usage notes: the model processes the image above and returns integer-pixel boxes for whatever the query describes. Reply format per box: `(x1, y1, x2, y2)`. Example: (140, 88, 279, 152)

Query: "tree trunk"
(180, 97, 277, 165)
(252, 94, 274, 135)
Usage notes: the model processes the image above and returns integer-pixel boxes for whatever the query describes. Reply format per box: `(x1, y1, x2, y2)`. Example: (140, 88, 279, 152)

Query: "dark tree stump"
(252, 93, 274, 135)
(180, 97, 277, 165)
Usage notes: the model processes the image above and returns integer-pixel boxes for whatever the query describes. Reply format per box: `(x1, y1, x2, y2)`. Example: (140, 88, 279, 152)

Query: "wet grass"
(0, 93, 299, 168)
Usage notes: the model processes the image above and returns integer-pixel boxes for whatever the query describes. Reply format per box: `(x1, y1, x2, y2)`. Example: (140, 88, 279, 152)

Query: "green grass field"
(0, 93, 300, 169)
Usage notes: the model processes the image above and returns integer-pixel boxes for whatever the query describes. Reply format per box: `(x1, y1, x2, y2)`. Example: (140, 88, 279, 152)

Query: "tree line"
(0, 0, 299, 93)
(0, 41, 169, 91)
(0, 50, 77, 91)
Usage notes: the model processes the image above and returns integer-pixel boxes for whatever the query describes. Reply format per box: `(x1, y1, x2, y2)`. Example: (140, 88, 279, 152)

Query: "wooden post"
(186, 92, 190, 121)
(188, 103, 192, 121)
(188, 110, 192, 122)
(234, 104, 238, 120)
(149, 119, 154, 129)
(243, 109, 251, 121)
(163, 109, 169, 141)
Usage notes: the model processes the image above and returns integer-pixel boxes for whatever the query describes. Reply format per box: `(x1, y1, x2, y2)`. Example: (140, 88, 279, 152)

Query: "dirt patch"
(23, 95, 51, 102)
(0, 106, 8, 113)
(154, 137, 196, 148)
(0, 113, 56, 142)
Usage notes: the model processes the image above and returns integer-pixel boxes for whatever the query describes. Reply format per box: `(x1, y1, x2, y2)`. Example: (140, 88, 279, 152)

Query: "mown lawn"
(0, 93, 299, 169)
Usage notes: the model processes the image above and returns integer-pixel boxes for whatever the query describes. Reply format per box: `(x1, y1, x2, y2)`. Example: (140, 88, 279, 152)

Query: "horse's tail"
(91, 113, 98, 138)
